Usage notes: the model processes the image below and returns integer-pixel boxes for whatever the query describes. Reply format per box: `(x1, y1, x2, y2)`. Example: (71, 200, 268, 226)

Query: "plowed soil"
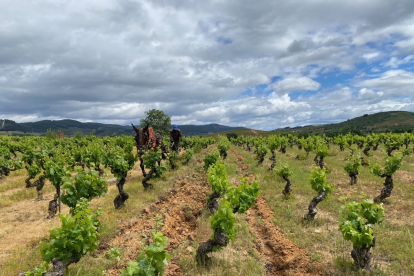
(107, 172, 211, 275)
(246, 195, 322, 276)
(230, 146, 322, 275)
(106, 147, 322, 275)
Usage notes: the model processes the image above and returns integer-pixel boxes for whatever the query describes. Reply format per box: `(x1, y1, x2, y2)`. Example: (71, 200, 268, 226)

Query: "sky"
(1, 0, 414, 130)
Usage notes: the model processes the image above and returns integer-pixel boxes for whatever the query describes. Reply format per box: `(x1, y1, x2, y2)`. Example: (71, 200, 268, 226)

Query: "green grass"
(2, 143, 414, 276)
(232, 144, 414, 275)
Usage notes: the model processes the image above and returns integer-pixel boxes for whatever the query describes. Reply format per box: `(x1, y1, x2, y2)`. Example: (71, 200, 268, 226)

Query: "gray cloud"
(1, 0, 414, 130)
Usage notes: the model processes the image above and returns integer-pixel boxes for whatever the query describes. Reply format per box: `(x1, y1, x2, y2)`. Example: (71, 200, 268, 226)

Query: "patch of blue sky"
(288, 91, 318, 101)
(235, 83, 269, 98)
(365, 34, 403, 51)
(314, 69, 354, 89)
(234, 76, 282, 98)
(356, 61, 385, 76)
(216, 36, 233, 45)
(397, 62, 414, 72)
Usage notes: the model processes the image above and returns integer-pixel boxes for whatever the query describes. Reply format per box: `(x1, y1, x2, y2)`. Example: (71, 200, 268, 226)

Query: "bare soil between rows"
(105, 148, 322, 275)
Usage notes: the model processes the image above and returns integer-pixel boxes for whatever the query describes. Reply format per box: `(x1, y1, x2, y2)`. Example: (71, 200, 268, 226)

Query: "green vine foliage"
(181, 148, 193, 164)
(81, 142, 104, 169)
(44, 156, 72, 189)
(120, 232, 171, 276)
(167, 151, 178, 168)
(21, 261, 49, 276)
(267, 135, 281, 151)
(103, 147, 138, 180)
(303, 140, 315, 153)
(142, 149, 167, 178)
(370, 154, 403, 177)
(256, 143, 268, 156)
(203, 151, 221, 172)
(339, 199, 384, 248)
(344, 155, 362, 175)
(225, 178, 260, 214)
(210, 200, 237, 251)
(40, 199, 100, 264)
(275, 163, 292, 178)
(316, 142, 329, 158)
(27, 163, 42, 178)
(218, 136, 231, 152)
(207, 161, 230, 195)
(309, 167, 333, 197)
(61, 169, 108, 214)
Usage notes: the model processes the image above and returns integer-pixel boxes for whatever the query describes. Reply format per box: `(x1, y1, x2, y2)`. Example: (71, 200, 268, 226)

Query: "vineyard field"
(0, 133, 413, 275)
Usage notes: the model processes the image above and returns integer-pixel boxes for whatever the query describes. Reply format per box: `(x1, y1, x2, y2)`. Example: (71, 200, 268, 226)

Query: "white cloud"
(384, 55, 414, 68)
(273, 76, 321, 94)
(1, 0, 414, 130)
(356, 70, 414, 97)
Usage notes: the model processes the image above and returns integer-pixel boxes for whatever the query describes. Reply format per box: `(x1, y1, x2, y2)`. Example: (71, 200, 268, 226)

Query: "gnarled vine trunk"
(138, 150, 147, 177)
(207, 192, 221, 214)
(314, 154, 319, 166)
(220, 150, 227, 160)
(46, 199, 58, 219)
(314, 155, 325, 169)
(351, 225, 375, 271)
(282, 176, 292, 196)
(142, 167, 156, 190)
(360, 156, 368, 166)
(0, 167, 11, 179)
(26, 175, 46, 200)
(387, 146, 399, 157)
(349, 172, 358, 185)
(268, 149, 276, 171)
(19, 257, 80, 276)
(318, 156, 325, 169)
(257, 153, 266, 164)
(304, 188, 326, 220)
(374, 175, 393, 203)
(95, 166, 104, 178)
(114, 172, 129, 209)
(196, 231, 228, 265)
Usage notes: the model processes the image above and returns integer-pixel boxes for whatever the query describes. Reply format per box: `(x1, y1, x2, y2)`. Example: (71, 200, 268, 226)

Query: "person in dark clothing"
(170, 125, 183, 154)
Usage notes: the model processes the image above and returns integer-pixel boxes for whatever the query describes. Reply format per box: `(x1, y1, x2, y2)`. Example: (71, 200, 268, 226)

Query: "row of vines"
(1, 130, 413, 274)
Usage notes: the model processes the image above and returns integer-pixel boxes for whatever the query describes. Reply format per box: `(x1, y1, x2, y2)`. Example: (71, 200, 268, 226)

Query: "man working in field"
(169, 125, 183, 154)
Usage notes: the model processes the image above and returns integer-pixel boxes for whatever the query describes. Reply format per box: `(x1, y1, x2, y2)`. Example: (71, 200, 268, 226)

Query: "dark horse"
(132, 124, 167, 189)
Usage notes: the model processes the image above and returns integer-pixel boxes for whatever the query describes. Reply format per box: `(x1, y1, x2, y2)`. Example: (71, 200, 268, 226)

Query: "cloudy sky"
(1, 0, 414, 130)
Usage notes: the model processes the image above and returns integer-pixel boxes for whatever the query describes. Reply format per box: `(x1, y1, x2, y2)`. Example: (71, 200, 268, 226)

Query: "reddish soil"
(246, 195, 322, 276)
(105, 147, 323, 276)
(231, 147, 322, 276)
(107, 172, 210, 276)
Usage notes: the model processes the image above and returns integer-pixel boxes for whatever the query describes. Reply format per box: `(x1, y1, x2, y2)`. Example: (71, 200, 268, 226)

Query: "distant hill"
(0, 119, 246, 137)
(1, 111, 413, 138)
(273, 111, 414, 134)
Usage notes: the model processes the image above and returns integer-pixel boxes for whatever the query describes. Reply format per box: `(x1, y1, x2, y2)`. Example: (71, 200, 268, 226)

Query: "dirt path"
(230, 146, 322, 275)
(107, 171, 210, 276)
(246, 195, 322, 276)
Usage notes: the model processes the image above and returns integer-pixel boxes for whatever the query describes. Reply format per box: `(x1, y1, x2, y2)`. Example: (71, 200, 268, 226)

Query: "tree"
(140, 109, 171, 136)
(226, 133, 238, 141)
